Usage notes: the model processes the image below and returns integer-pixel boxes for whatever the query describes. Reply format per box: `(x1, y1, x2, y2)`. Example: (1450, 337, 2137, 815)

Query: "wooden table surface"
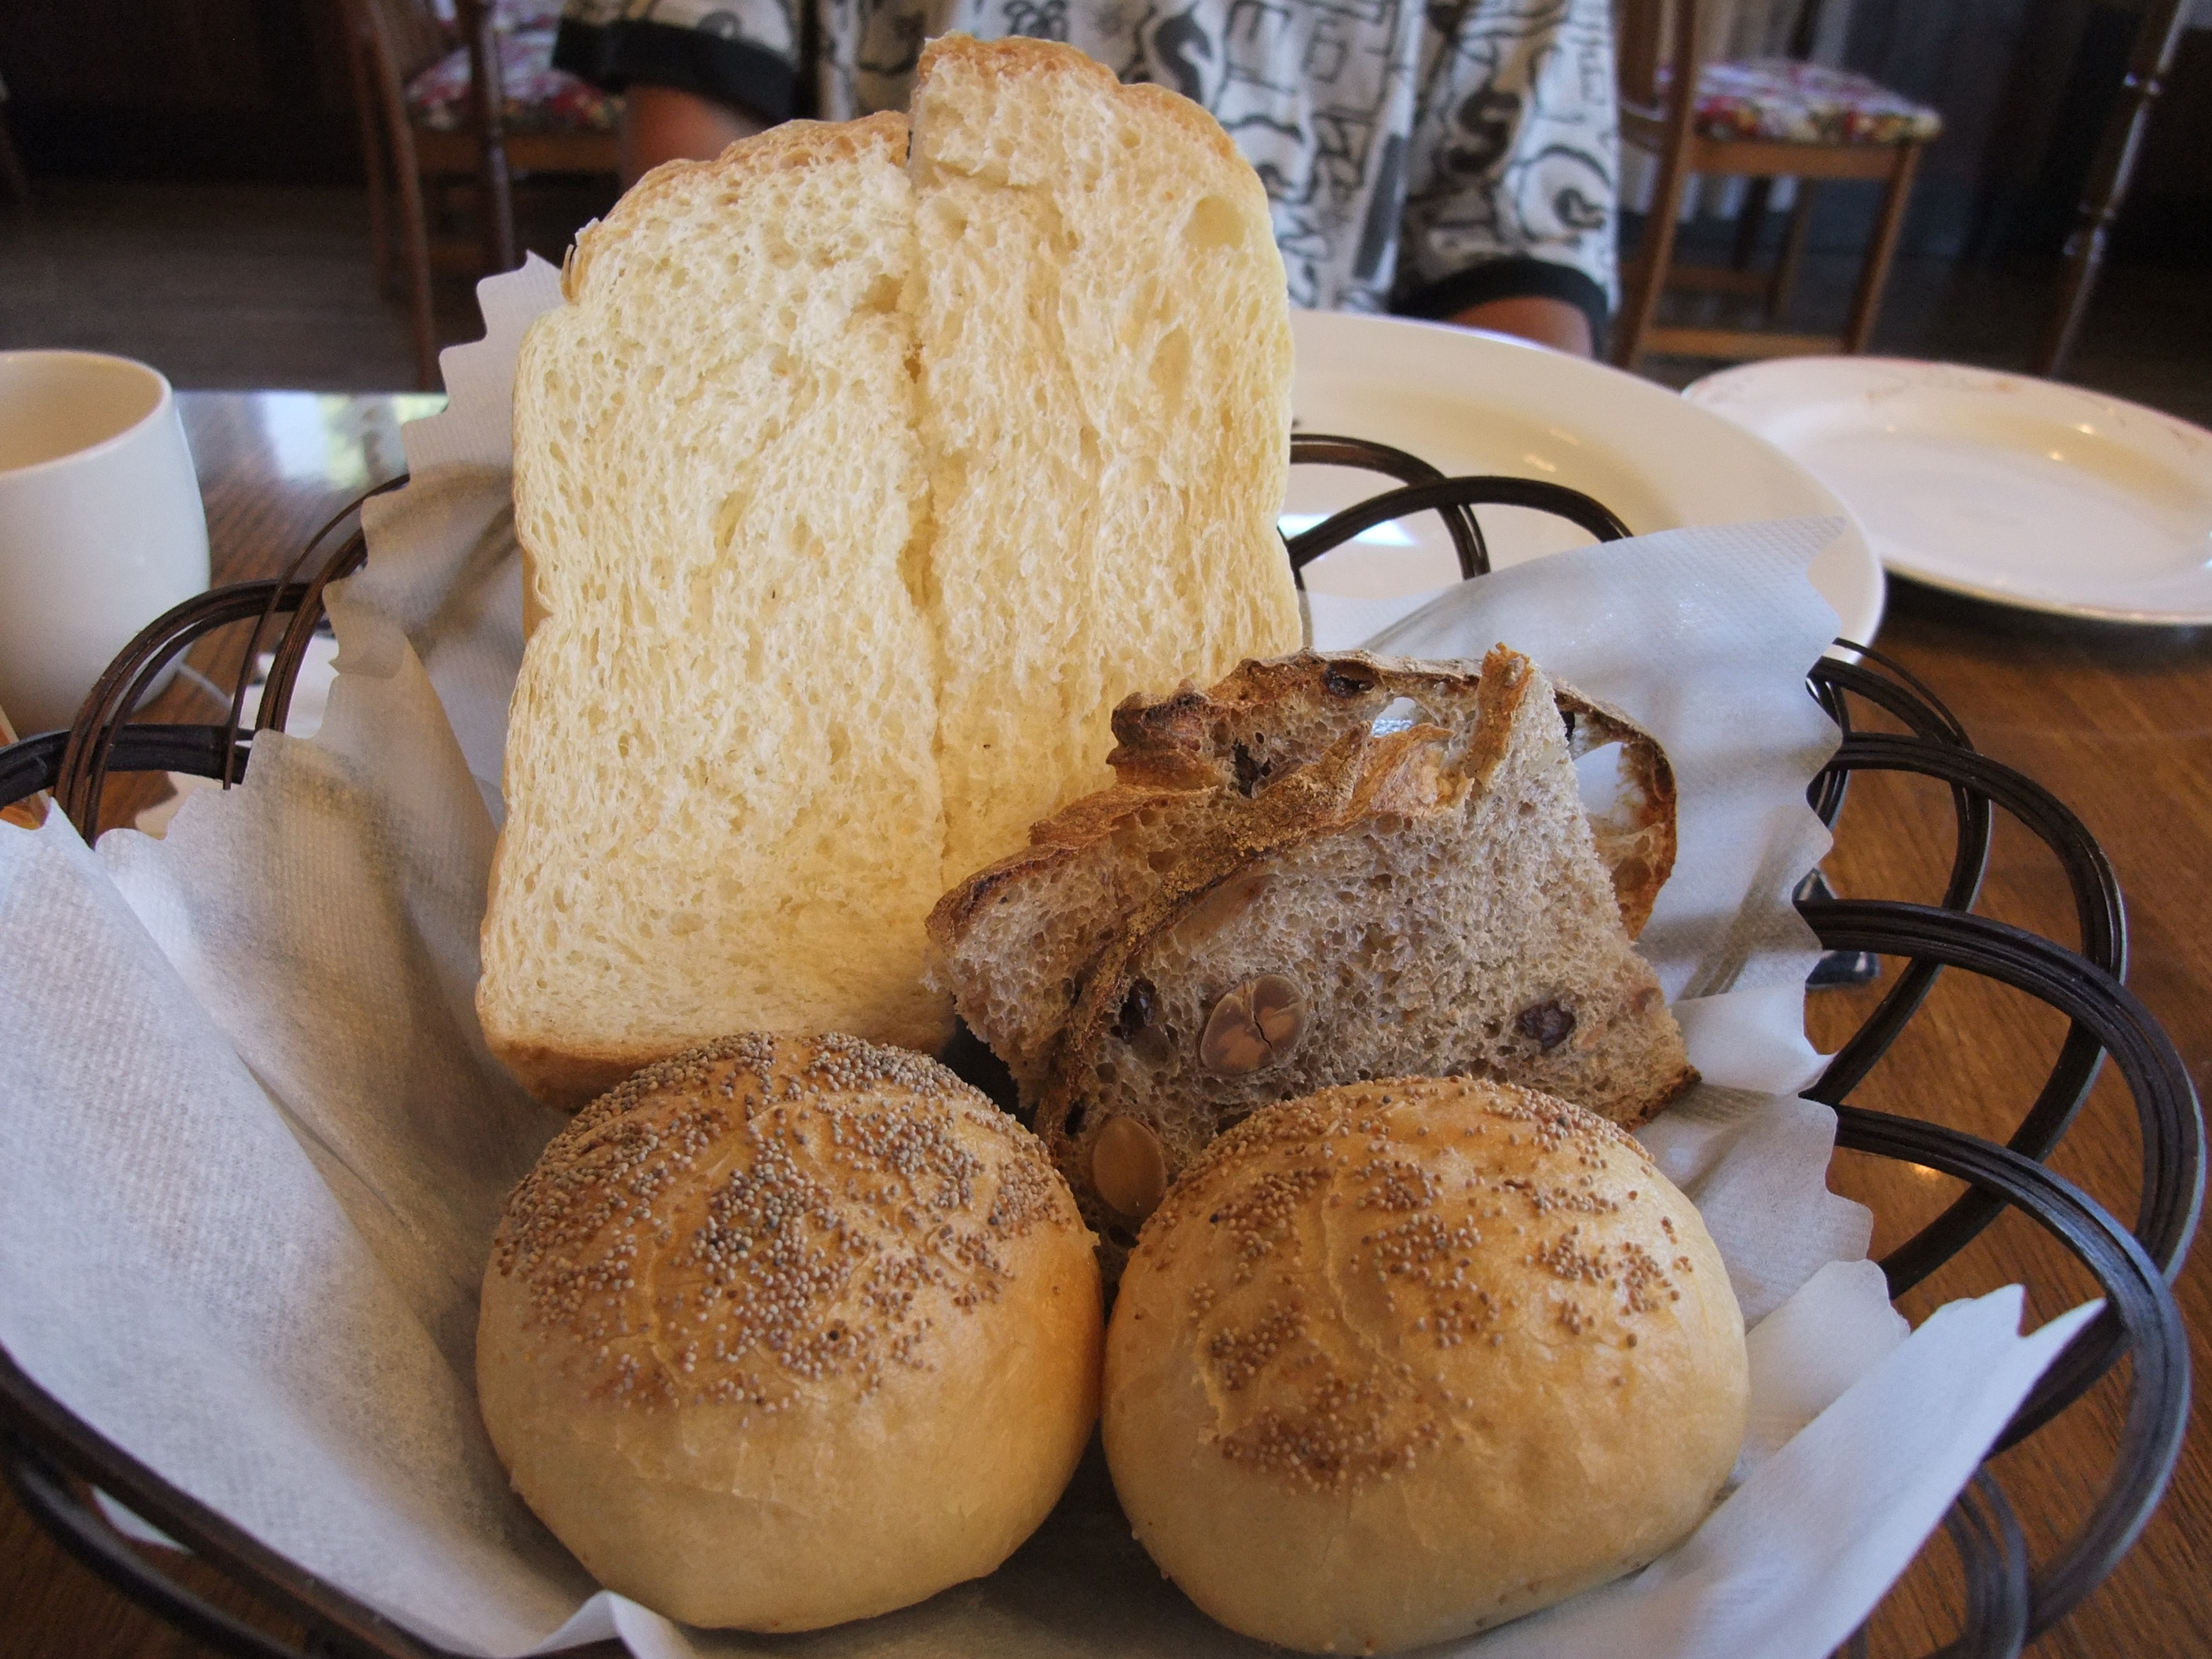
(3, 390, 2205, 1657)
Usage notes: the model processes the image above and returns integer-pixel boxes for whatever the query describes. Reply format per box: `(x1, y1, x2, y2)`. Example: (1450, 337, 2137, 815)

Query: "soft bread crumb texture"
(484, 40, 1299, 1106)
(910, 36, 1301, 879)
(477, 1031, 1104, 1630)
(1104, 1076, 1747, 1655)
(493, 115, 945, 1097)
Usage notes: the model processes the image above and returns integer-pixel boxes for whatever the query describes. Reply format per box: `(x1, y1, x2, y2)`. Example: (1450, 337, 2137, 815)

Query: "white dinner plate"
(1683, 357, 2212, 625)
(1286, 310, 1884, 644)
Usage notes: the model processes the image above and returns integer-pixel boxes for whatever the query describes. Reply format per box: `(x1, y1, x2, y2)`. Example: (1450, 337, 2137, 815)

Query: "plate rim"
(1682, 355, 2212, 628)
(1288, 310, 1886, 645)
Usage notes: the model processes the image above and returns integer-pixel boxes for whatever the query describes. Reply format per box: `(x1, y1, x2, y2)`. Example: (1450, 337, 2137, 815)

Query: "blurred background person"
(554, 0, 1618, 356)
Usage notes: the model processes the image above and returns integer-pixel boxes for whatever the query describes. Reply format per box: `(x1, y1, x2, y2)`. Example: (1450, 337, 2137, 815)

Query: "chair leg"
(394, 162, 439, 392)
(1613, 148, 1695, 372)
(1769, 181, 1815, 322)
(456, 0, 519, 275)
(1731, 178, 1772, 271)
(349, 48, 394, 297)
(1844, 141, 1921, 353)
(0, 108, 31, 204)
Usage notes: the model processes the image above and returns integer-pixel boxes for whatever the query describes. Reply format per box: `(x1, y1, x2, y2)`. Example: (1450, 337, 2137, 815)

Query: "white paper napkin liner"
(1637, 1089, 1870, 1326)
(1738, 1258, 1908, 1469)
(1306, 585, 1445, 650)
(1675, 984, 1828, 1097)
(0, 811, 597, 1657)
(407, 254, 565, 475)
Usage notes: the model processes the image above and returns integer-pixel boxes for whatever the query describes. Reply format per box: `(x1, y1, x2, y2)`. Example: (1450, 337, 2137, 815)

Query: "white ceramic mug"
(0, 351, 211, 737)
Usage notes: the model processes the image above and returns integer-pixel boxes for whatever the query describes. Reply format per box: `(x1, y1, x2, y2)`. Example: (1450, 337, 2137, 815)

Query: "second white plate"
(1684, 357, 2212, 625)
(1287, 311, 1884, 645)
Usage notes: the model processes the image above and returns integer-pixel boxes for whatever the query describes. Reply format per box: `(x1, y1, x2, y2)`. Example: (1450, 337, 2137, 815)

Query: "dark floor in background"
(0, 178, 617, 394)
(1, 178, 2207, 427)
(1634, 219, 2212, 427)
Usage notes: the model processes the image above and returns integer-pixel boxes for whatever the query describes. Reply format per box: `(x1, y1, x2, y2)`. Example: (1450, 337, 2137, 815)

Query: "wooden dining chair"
(0, 70, 31, 204)
(1613, 0, 1940, 371)
(339, 0, 621, 390)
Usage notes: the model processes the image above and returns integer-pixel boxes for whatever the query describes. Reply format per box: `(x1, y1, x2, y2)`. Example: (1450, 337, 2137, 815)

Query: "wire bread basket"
(0, 438, 2197, 1659)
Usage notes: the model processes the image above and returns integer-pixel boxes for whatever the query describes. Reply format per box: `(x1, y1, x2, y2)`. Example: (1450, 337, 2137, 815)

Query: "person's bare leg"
(620, 84, 767, 185)
(1448, 295, 1595, 357)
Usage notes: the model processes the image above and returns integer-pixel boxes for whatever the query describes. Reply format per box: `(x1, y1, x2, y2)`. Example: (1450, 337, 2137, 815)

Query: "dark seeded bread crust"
(1107, 649, 1678, 936)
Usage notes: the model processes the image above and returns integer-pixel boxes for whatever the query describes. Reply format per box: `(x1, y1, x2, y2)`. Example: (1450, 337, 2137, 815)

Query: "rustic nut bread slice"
(923, 780, 1225, 1104)
(1049, 649, 1694, 1264)
(485, 115, 948, 1109)
(909, 35, 1303, 882)
(925, 649, 1680, 1106)
(930, 646, 1696, 1269)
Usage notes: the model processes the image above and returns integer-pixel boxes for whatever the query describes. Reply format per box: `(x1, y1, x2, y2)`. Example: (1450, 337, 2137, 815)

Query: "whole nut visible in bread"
(1198, 973, 1308, 1075)
(1090, 1112, 1170, 1220)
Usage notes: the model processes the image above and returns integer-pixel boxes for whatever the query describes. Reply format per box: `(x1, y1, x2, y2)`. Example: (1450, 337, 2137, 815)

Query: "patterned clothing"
(555, 0, 1617, 331)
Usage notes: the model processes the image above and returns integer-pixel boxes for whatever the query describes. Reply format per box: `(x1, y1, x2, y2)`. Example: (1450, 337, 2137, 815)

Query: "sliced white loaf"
(484, 43, 1303, 1107)
(910, 36, 1303, 881)
(488, 115, 949, 1107)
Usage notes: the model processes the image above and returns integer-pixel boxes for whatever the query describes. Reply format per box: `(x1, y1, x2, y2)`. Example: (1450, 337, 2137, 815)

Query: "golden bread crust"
(563, 114, 912, 303)
(1104, 1075, 1747, 1654)
(915, 34, 1247, 170)
(478, 1031, 1103, 1628)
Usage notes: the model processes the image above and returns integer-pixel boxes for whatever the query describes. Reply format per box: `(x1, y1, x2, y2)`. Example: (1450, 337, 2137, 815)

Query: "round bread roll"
(1104, 1075, 1746, 1655)
(477, 1031, 1103, 1630)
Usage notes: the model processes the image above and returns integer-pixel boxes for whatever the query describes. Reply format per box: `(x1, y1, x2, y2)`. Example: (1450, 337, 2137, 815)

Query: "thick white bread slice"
(910, 37, 1304, 882)
(485, 43, 1302, 1108)
(487, 115, 948, 1108)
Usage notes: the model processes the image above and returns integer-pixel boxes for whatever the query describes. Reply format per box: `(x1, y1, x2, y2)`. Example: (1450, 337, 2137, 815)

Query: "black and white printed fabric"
(555, 0, 1617, 330)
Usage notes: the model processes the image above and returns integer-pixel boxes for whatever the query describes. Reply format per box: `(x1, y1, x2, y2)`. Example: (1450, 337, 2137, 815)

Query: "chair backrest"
(1617, 0, 1830, 112)
(1613, 0, 1698, 123)
(343, 0, 452, 90)
(342, 0, 520, 296)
